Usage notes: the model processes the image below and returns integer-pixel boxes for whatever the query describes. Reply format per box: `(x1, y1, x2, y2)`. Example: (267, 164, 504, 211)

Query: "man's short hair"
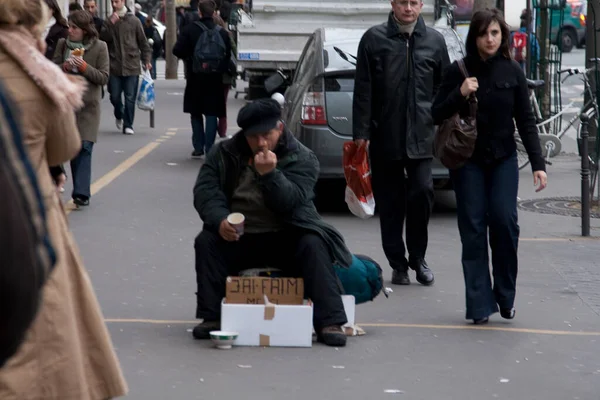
(69, 2, 83, 12)
(199, 0, 216, 18)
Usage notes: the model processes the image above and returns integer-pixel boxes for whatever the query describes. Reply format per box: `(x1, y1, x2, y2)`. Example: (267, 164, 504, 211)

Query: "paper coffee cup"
(227, 213, 245, 235)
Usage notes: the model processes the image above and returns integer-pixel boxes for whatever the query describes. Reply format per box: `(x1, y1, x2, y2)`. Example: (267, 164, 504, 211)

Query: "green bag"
(334, 254, 386, 304)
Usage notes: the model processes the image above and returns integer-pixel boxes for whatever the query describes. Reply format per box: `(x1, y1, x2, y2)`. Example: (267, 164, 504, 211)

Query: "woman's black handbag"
(434, 59, 478, 170)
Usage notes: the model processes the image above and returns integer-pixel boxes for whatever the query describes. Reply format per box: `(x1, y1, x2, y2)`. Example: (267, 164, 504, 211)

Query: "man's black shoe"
(410, 259, 434, 286)
(191, 150, 204, 159)
(192, 320, 220, 340)
(391, 269, 410, 285)
(317, 325, 347, 347)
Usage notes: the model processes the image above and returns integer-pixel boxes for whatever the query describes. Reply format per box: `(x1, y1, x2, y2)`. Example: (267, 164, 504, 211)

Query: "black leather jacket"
(432, 54, 545, 172)
(353, 13, 450, 160)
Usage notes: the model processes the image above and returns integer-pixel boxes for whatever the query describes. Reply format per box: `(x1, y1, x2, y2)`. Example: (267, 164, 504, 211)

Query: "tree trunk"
(472, 0, 497, 14)
(165, 0, 178, 80)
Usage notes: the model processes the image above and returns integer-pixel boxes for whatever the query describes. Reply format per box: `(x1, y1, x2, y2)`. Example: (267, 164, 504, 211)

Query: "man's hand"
(254, 149, 277, 175)
(109, 12, 119, 24)
(219, 219, 239, 242)
(533, 170, 547, 192)
(145, 63, 152, 71)
(460, 77, 479, 97)
(354, 139, 370, 148)
(56, 173, 66, 193)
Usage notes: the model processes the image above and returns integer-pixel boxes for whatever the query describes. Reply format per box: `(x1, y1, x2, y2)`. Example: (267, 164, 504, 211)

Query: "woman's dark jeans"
(450, 152, 520, 320)
(71, 140, 94, 201)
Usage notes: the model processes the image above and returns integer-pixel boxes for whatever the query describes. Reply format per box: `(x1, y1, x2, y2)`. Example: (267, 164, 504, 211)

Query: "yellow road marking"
(155, 138, 166, 143)
(160, 135, 171, 139)
(103, 318, 600, 336)
(166, 131, 177, 136)
(65, 141, 160, 214)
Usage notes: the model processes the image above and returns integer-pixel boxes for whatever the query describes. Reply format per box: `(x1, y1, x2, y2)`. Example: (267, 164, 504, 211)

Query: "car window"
(294, 35, 316, 83)
(323, 42, 359, 72)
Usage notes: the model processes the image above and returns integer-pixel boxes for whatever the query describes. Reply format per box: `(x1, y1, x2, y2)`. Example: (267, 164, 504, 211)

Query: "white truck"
(232, 0, 436, 99)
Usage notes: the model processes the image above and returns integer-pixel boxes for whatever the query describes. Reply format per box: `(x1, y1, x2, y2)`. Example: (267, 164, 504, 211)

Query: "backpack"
(511, 31, 527, 63)
(192, 22, 227, 74)
(333, 254, 386, 304)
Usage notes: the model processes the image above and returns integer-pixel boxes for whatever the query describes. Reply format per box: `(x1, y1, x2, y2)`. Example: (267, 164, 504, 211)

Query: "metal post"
(149, 109, 155, 128)
(581, 114, 591, 236)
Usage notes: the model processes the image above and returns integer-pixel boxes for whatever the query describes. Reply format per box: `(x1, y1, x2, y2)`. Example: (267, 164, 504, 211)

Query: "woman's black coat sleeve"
(513, 64, 546, 172)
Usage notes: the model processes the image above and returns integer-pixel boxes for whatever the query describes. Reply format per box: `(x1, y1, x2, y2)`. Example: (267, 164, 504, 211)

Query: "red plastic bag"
(343, 141, 375, 219)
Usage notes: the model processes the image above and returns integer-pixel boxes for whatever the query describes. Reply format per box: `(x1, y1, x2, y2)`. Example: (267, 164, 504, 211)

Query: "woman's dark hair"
(68, 10, 98, 40)
(465, 8, 511, 59)
(44, 0, 68, 27)
(145, 15, 154, 27)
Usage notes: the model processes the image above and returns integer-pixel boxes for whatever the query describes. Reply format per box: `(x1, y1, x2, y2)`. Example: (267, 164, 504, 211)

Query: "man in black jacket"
(353, 0, 450, 286)
(192, 99, 351, 347)
(173, 0, 230, 158)
(83, 0, 105, 36)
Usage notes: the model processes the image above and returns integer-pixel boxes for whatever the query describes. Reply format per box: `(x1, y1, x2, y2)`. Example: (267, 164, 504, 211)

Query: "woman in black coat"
(432, 9, 548, 325)
(43, 0, 69, 60)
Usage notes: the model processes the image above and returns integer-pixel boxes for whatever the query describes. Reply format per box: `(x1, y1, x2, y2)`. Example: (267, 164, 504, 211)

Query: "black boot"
(410, 259, 434, 286)
(391, 269, 411, 285)
(192, 320, 220, 340)
(500, 307, 516, 320)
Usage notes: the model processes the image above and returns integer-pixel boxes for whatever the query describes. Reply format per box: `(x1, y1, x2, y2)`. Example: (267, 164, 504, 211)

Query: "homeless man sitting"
(193, 98, 352, 347)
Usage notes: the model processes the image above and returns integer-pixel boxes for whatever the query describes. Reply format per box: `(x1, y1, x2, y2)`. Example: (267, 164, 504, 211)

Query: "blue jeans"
(71, 140, 94, 200)
(191, 115, 218, 154)
(108, 75, 139, 131)
(151, 58, 157, 80)
(450, 152, 520, 320)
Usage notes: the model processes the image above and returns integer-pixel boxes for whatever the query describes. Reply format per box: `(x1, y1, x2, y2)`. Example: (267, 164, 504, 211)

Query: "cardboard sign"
(226, 277, 304, 305)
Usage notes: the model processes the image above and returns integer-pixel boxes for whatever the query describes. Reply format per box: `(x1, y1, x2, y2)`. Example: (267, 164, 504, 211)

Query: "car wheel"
(560, 29, 576, 53)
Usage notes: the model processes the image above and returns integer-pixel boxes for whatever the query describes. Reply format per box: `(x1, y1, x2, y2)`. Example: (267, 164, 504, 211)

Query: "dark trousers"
(70, 140, 94, 200)
(108, 75, 139, 131)
(191, 115, 218, 154)
(194, 229, 347, 330)
(371, 157, 434, 271)
(450, 153, 520, 320)
(218, 85, 231, 138)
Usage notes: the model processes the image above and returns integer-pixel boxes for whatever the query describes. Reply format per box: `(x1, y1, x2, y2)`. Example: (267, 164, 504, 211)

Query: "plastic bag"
(343, 141, 375, 219)
(136, 70, 155, 111)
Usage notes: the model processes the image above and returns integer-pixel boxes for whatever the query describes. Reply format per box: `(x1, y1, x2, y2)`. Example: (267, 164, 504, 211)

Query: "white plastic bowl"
(209, 331, 239, 349)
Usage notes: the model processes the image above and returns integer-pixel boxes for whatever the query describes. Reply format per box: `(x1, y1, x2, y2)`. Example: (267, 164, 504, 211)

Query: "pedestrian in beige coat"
(53, 10, 109, 207)
(0, 1, 128, 399)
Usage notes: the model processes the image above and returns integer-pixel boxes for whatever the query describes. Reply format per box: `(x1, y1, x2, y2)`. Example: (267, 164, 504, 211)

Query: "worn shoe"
(116, 119, 123, 131)
(317, 325, 347, 347)
(123, 127, 135, 135)
(500, 307, 516, 320)
(391, 269, 411, 285)
(473, 317, 489, 325)
(73, 197, 90, 207)
(410, 259, 435, 286)
(191, 150, 204, 159)
(192, 320, 220, 340)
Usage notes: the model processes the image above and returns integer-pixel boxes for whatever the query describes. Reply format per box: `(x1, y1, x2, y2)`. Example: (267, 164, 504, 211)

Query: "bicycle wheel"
(514, 133, 531, 170)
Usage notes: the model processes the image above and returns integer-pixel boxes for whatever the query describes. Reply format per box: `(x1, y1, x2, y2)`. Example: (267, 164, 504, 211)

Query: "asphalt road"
(56, 75, 600, 400)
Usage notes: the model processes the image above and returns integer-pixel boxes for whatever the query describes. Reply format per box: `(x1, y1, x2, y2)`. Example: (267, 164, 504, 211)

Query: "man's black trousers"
(194, 228, 347, 330)
(370, 157, 435, 270)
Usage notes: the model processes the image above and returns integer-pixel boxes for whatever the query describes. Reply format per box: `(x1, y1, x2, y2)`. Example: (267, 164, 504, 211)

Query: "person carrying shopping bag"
(53, 10, 109, 207)
(432, 8, 547, 325)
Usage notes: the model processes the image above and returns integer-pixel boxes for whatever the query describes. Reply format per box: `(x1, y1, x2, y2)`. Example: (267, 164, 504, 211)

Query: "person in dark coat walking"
(43, 0, 69, 59)
(84, 0, 106, 34)
(173, 0, 231, 158)
(353, 0, 450, 287)
(192, 99, 352, 347)
(432, 9, 547, 324)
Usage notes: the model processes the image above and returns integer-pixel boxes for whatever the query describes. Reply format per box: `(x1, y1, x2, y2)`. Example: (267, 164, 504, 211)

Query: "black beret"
(237, 98, 282, 136)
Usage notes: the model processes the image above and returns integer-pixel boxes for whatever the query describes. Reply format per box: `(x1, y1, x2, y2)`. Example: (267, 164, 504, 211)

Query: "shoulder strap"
(194, 21, 209, 32)
(457, 59, 469, 79)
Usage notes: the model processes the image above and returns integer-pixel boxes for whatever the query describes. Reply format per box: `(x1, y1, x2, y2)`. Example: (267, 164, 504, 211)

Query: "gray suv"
(274, 26, 466, 189)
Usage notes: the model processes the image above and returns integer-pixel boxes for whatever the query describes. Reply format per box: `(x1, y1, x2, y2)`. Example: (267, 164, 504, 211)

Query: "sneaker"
(191, 150, 204, 159)
(192, 320, 220, 340)
(317, 325, 347, 347)
(123, 127, 134, 135)
(116, 119, 123, 131)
